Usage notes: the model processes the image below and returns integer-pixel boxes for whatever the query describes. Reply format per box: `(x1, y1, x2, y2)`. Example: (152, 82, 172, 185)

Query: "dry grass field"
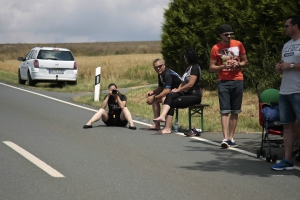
(0, 42, 261, 133)
(0, 41, 161, 60)
(0, 53, 161, 92)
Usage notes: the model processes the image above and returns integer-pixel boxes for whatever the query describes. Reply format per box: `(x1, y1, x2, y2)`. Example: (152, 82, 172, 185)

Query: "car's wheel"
(57, 82, 65, 87)
(68, 80, 77, 85)
(27, 71, 36, 86)
(18, 69, 26, 85)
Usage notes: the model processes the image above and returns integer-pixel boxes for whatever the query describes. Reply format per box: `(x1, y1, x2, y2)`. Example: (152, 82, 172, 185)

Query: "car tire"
(57, 82, 65, 87)
(18, 69, 26, 85)
(68, 80, 77, 85)
(27, 71, 36, 86)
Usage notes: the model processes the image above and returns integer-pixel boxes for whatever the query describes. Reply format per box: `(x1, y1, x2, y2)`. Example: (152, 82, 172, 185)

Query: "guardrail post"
(94, 67, 101, 101)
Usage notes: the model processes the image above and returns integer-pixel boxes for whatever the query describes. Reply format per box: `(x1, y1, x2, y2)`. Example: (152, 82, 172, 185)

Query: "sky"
(0, 0, 170, 44)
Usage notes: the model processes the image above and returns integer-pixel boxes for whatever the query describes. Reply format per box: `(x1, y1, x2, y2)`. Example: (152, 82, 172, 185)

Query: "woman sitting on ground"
(153, 48, 202, 134)
(83, 83, 136, 130)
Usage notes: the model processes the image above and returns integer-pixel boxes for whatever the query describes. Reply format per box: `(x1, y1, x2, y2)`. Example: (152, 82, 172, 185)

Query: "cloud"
(0, 0, 170, 43)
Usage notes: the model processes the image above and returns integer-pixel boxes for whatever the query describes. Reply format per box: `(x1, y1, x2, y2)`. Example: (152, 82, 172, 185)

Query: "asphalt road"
(1, 82, 300, 200)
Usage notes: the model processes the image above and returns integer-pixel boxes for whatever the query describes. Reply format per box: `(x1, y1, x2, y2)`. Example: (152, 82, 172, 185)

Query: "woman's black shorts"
(103, 113, 128, 127)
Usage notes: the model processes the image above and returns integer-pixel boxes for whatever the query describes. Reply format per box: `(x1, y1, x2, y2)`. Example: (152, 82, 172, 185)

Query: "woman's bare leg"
(155, 115, 172, 134)
(85, 108, 108, 126)
(153, 104, 170, 122)
(120, 107, 135, 127)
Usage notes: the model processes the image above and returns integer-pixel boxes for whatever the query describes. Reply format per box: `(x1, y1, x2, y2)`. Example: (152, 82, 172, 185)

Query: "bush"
(161, 0, 300, 90)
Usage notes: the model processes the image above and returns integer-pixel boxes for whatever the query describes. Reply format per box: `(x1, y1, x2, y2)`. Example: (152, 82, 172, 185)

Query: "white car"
(17, 47, 78, 86)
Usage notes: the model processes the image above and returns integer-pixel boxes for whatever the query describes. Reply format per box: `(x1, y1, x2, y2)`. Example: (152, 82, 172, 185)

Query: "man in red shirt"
(209, 24, 248, 148)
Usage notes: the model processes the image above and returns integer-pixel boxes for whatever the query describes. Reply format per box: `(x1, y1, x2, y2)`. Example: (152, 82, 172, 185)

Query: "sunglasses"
(222, 33, 234, 37)
(153, 64, 163, 70)
(284, 24, 295, 28)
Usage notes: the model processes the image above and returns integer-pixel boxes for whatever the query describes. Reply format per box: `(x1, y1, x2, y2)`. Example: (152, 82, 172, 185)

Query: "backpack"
(261, 105, 279, 122)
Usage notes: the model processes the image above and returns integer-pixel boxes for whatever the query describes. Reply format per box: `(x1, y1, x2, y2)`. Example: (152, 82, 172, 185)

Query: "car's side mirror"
(17, 57, 25, 61)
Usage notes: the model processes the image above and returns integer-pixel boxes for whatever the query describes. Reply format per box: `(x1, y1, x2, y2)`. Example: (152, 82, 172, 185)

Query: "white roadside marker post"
(94, 67, 101, 101)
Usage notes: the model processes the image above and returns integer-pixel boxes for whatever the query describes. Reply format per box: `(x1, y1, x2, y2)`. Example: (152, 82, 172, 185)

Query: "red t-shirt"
(210, 39, 246, 80)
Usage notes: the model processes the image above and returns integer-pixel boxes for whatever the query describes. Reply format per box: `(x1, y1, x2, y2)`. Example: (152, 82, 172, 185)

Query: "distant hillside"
(0, 41, 162, 60)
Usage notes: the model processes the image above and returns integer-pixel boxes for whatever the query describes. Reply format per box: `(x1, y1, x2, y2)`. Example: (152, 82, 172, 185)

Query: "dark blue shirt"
(158, 68, 181, 89)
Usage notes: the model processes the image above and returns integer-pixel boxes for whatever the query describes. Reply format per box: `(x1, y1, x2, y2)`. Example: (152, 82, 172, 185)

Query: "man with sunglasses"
(145, 58, 181, 130)
(272, 16, 300, 171)
(209, 24, 248, 148)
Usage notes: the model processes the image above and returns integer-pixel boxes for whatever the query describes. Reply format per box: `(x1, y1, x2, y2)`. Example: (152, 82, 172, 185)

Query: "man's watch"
(290, 62, 294, 68)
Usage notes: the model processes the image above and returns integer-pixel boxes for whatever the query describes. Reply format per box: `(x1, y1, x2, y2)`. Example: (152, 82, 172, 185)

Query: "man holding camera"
(145, 58, 181, 130)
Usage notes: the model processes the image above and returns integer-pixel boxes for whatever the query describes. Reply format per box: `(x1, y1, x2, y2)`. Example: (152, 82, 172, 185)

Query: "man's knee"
(220, 110, 230, 115)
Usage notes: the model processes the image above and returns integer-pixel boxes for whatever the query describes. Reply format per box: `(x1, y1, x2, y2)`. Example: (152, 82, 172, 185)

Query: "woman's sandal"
(129, 126, 137, 130)
(83, 125, 92, 129)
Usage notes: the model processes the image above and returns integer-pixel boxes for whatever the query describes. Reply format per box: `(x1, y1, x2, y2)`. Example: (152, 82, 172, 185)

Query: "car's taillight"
(74, 61, 77, 70)
(33, 60, 39, 68)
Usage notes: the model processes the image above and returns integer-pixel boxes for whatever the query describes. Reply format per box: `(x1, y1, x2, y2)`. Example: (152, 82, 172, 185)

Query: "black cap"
(218, 24, 234, 33)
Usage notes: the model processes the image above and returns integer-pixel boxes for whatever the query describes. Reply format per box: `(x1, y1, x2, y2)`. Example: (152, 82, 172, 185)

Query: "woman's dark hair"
(184, 48, 198, 65)
(108, 83, 117, 89)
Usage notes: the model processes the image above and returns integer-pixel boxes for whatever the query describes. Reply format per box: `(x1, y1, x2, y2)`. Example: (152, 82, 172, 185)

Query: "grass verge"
(0, 52, 261, 133)
(72, 86, 261, 133)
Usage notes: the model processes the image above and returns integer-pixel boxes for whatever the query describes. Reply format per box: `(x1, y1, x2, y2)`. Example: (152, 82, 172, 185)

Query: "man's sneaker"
(271, 158, 294, 170)
(221, 139, 229, 148)
(227, 139, 238, 147)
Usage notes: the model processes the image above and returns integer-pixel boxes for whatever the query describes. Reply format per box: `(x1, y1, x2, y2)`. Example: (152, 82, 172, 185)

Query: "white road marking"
(1, 82, 299, 170)
(176, 132, 300, 170)
(3, 141, 65, 178)
(0, 83, 97, 112)
(177, 133, 257, 157)
(0, 82, 162, 124)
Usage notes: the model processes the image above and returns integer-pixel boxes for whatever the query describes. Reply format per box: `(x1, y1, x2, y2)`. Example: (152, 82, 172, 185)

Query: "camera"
(112, 89, 117, 94)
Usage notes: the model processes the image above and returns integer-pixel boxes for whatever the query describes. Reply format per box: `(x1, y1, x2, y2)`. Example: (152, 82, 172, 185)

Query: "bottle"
(173, 119, 178, 132)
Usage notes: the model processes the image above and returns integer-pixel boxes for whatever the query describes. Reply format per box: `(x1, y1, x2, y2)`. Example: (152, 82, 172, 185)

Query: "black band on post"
(95, 74, 100, 85)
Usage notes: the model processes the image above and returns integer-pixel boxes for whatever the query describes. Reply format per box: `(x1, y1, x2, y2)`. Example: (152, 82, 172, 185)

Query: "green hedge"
(161, 0, 300, 90)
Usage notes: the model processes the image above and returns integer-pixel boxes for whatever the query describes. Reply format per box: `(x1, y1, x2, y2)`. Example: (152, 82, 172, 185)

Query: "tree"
(161, 0, 300, 90)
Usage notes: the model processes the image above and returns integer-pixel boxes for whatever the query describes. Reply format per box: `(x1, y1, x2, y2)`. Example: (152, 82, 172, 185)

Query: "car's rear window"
(37, 50, 74, 61)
